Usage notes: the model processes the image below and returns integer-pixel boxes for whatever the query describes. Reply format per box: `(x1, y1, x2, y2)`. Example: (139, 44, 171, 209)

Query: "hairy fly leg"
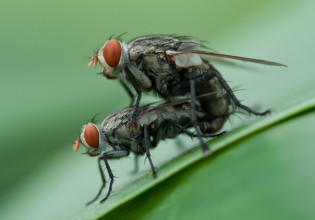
(197, 71, 270, 116)
(210, 71, 271, 116)
(99, 158, 114, 203)
(86, 150, 129, 205)
(189, 80, 212, 156)
(171, 70, 270, 116)
(124, 65, 142, 131)
(120, 80, 135, 106)
(85, 156, 106, 206)
(143, 124, 157, 178)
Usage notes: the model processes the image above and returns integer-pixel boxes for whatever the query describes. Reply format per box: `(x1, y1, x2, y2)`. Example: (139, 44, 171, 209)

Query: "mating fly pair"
(88, 35, 286, 154)
(74, 34, 286, 204)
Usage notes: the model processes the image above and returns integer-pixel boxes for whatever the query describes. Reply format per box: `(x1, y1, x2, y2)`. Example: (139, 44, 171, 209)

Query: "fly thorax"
(101, 107, 134, 131)
(129, 45, 156, 63)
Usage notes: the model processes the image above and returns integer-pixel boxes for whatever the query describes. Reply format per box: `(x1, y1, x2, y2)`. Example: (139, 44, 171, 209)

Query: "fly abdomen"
(186, 62, 234, 118)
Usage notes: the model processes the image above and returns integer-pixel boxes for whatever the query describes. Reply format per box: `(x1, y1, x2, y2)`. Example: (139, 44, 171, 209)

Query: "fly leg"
(170, 71, 270, 116)
(99, 158, 114, 203)
(143, 124, 157, 178)
(86, 150, 129, 205)
(124, 65, 142, 131)
(130, 154, 139, 174)
(120, 80, 135, 106)
(190, 80, 212, 156)
(210, 71, 270, 116)
(85, 156, 106, 206)
(191, 71, 271, 116)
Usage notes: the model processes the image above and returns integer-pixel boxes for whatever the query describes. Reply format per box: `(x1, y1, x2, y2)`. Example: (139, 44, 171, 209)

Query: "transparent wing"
(177, 42, 200, 51)
(185, 50, 287, 67)
(137, 92, 218, 119)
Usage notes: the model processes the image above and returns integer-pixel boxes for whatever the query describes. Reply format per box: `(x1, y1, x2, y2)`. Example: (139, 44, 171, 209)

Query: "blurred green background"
(0, 0, 315, 219)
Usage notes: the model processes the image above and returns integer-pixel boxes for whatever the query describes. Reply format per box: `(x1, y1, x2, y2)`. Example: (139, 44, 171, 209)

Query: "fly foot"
(202, 147, 212, 157)
(261, 109, 272, 115)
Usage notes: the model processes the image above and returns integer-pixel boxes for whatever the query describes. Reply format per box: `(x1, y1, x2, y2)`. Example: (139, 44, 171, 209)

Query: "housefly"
(88, 35, 286, 137)
(73, 94, 226, 205)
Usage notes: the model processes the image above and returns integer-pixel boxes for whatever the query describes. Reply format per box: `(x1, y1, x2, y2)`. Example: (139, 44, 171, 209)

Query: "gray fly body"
(88, 34, 285, 137)
(73, 100, 225, 205)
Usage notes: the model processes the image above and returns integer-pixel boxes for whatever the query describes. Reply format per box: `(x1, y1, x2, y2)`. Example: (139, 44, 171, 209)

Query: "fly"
(73, 95, 226, 205)
(88, 35, 286, 139)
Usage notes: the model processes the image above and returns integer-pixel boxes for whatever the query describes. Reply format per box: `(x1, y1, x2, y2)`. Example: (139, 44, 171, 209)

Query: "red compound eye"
(84, 123, 99, 148)
(103, 39, 121, 67)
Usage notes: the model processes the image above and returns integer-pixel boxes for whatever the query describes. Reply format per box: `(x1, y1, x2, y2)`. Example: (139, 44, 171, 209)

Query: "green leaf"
(71, 97, 315, 219)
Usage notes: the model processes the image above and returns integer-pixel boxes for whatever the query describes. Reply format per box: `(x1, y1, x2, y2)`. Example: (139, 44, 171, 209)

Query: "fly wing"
(137, 91, 217, 119)
(181, 50, 287, 67)
(129, 35, 286, 67)
(173, 40, 286, 67)
(177, 41, 201, 51)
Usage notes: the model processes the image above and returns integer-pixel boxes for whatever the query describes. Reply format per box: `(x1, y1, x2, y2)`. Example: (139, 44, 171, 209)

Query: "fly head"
(88, 39, 129, 80)
(73, 122, 108, 156)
